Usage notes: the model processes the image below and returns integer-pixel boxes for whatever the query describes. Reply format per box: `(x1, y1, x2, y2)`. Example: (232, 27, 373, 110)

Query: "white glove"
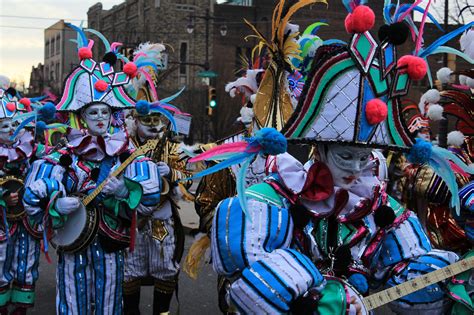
(156, 162, 170, 177)
(55, 197, 81, 215)
(103, 176, 128, 199)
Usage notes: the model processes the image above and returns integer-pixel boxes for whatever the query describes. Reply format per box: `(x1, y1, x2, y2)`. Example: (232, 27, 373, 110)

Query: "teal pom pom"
(348, 273, 369, 295)
(39, 102, 56, 122)
(136, 100, 150, 115)
(254, 127, 287, 155)
(36, 121, 47, 133)
(407, 138, 432, 164)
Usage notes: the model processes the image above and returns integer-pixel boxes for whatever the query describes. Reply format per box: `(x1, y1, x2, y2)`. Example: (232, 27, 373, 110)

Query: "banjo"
(351, 255, 474, 313)
(51, 139, 159, 253)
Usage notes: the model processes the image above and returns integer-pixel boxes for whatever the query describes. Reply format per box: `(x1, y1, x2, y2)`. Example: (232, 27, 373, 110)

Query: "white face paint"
(135, 114, 166, 141)
(416, 128, 431, 142)
(0, 118, 15, 144)
(81, 104, 112, 136)
(320, 144, 372, 190)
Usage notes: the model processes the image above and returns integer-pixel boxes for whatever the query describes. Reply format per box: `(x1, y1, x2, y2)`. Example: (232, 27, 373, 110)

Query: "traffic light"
(208, 87, 217, 108)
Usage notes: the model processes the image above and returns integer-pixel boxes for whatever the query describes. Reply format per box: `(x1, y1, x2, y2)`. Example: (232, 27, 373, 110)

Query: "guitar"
(362, 256, 474, 311)
(51, 139, 159, 253)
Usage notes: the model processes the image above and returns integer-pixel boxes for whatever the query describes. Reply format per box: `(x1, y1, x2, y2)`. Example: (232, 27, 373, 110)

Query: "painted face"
(321, 144, 372, 190)
(416, 128, 431, 142)
(81, 104, 112, 136)
(136, 114, 167, 140)
(0, 118, 16, 144)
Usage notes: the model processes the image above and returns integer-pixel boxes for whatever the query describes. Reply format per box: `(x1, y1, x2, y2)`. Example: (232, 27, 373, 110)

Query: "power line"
(0, 15, 84, 22)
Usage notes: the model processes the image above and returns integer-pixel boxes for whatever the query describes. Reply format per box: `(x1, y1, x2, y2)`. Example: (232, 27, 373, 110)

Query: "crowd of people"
(0, 0, 473, 314)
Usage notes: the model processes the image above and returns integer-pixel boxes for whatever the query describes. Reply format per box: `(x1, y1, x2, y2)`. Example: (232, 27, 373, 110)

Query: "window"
(45, 40, 50, 58)
(154, 0, 160, 7)
(56, 34, 60, 55)
(45, 66, 49, 80)
(179, 41, 188, 75)
(56, 63, 60, 80)
(50, 38, 55, 57)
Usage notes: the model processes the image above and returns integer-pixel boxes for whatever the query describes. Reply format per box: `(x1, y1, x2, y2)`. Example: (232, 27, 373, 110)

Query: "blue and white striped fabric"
(386, 249, 459, 314)
(211, 197, 293, 277)
(372, 211, 432, 272)
(230, 248, 324, 314)
(56, 237, 124, 315)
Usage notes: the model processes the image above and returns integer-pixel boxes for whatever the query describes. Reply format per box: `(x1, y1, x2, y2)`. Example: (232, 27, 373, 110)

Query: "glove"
(55, 197, 81, 215)
(156, 162, 171, 177)
(103, 176, 128, 199)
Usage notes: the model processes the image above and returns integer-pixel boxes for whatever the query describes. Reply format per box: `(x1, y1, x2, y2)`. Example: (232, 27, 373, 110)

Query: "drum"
(0, 176, 25, 220)
(321, 276, 369, 315)
(22, 216, 44, 240)
(51, 203, 100, 253)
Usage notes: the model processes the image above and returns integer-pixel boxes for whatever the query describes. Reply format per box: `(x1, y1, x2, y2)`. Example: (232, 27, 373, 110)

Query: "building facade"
(28, 63, 44, 96)
(43, 20, 78, 95)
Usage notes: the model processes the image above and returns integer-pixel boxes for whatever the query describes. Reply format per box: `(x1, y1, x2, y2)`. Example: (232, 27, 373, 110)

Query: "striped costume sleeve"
(125, 159, 161, 216)
(22, 159, 66, 218)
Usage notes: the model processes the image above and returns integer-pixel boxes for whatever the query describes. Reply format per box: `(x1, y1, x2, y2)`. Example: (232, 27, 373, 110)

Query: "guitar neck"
(363, 256, 474, 311)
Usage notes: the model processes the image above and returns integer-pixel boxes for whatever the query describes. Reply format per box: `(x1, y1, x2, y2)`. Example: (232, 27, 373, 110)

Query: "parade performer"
(187, 1, 474, 314)
(0, 79, 43, 315)
(122, 42, 192, 315)
(22, 26, 162, 315)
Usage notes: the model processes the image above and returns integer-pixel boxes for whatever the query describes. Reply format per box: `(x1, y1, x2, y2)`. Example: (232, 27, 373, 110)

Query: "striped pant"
(124, 217, 179, 285)
(0, 223, 40, 308)
(56, 237, 124, 315)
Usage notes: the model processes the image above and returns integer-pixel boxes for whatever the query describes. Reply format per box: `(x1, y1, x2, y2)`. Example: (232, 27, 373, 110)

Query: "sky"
(0, 0, 471, 88)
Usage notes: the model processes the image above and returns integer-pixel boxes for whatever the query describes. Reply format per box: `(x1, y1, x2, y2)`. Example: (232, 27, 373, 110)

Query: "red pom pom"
(352, 6, 375, 33)
(6, 102, 16, 112)
(397, 55, 427, 80)
(123, 62, 138, 78)
(94, 80, 108, 92)
(366, 99, 388, 125)
(78, 47, 93, 60)
(19, 98, 32, 112)
(345, 13, 354, 34)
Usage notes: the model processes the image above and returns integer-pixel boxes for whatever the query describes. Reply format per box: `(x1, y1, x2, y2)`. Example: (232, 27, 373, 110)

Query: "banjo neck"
(81, 139, 159, 206)
(363, 256, 474, 311)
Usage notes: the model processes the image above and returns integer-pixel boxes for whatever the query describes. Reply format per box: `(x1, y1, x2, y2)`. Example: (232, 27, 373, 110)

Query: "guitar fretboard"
(363, 256, 474, 311)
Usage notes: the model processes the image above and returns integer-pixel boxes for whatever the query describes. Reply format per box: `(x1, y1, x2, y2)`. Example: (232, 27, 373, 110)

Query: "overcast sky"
(0, 0, 471, 88)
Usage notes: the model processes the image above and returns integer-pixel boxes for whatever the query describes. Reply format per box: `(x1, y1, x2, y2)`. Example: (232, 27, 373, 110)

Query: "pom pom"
(436, 67, 453, 84)
(397, 56, 427, 80)
(348, 273, 369, 295)
(59, 154, 73, 168)
(102, 52, 117, 66)
(5, 87, 17, 97)
(254, 127, 287, 156)
(374, 205, 396, 228)
(365, 99, 388, 125)
(6, 102, 16, 112)
(459, 75, 468, 86)
(39, 102, 56, 122)
(344, 13, 354, 34)
(427, 104, 444, 121)
(388, 22, 410, 45)
(19, 98, 31, 110)
(407, 138, 432, 164)
(422, 89, 441, 104)
(123, 62, 138, 78)
(35, 121, 47, 134)
(78, 47, 93, 60)
(135, 100, 150, 116)
(94, 80, 108, 92)
(447, 131, 465, 147)
(350, 5, 375, 33)
(467, 77, 474, 89)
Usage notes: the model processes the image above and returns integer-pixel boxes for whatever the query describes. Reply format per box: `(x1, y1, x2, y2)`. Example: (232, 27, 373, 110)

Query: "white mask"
(416, 128, 431, 142)
(81, 104, 112, 136)
(320, 144, 372, 190)
(0, 119, 16, 144)
(135, 115, 166, 141)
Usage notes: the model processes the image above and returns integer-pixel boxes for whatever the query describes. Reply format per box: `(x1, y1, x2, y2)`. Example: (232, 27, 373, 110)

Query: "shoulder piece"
(245, 182, 284, 207)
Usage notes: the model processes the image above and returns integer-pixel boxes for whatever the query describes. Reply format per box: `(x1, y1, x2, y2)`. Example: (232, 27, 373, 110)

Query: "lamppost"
(186, 9, 227, 71)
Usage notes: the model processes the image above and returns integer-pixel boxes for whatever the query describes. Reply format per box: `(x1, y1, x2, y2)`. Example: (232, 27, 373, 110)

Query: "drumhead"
(51, 204, 87, 246)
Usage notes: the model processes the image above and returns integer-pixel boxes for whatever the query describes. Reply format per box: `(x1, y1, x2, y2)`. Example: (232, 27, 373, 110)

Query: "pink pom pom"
(366, 99, 388, 125)
(351, 5, 375, 33)
(94, 80, 108, 92)
(397, 55, 427, 80)
(19, 97, 31, 110)
(78, 47, 93, 60)
(123, 62, 138, 78)
(345, 13, 354, 34)
(6, 102, 16, 112)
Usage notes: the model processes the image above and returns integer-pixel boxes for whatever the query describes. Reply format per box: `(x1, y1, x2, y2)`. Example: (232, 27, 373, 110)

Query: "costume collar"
(0, 130, 34, 163)
(67, 128, 128, 161)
